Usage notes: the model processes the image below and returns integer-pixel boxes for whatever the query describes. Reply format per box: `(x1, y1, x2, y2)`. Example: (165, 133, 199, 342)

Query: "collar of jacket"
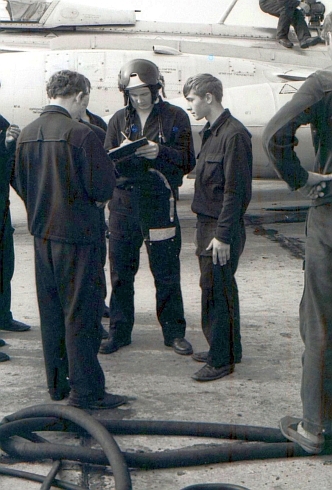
(41, 105, 72, 118)
(199, 108, 231, 144)
(199, 108, 231, 138)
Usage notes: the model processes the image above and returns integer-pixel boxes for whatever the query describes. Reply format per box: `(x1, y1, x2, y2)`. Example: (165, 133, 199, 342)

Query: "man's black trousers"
(34, 237, 105, 401)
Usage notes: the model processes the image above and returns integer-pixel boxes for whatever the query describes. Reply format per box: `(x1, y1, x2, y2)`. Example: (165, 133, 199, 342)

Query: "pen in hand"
(120, 131, 132, 147)
(121, 131, 130, 141)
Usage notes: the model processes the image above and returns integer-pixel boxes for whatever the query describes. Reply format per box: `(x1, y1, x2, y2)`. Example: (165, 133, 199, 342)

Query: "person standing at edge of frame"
(183, 73, 252, 382)
(0, 116, 31, 335)
(0, 117, 31, 363)
(263, 12, 332, 455)
(100, 58, 196, 357)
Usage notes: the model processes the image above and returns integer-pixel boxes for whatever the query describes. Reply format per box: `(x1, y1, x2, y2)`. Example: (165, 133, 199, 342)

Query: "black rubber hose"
(0, 414, 310, 470)
(40, 460, 62, 490)
(96, 420, 285, 443)
(1, 416, 286, 443)
(0, 464, 86, 490)
(181, 485, 250, 490)
(0, 404, 132, 490)
(1, 432, 307, 469)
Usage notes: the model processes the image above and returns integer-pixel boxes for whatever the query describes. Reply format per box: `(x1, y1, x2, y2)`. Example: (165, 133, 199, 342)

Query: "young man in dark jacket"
(183, 73, 252, 381)
(262, 12, 332, 454)
(14, 70, 127, 409)
(101, 59, 195, 356)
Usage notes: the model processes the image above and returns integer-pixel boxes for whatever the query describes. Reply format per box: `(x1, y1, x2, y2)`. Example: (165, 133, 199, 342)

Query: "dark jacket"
(14, 105, 116, 244)
(192, 109, 252, 244)
(263, 67, 332, 205)
(104, 98, 196, 194)
(86, 109, 108, 132)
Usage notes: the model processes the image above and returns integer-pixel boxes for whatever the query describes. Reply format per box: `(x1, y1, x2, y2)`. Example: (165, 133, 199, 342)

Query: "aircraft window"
(2, 0, 51, 22)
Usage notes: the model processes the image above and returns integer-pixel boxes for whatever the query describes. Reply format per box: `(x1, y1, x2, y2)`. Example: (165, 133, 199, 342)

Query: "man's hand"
(135, 140, 159, 160)
(206, 237, 230, 266)
(299, 171, 332, 199)
(5, 124, 20, 147)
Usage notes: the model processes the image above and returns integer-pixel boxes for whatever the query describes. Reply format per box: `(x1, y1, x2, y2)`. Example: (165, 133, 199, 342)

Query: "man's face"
(71, 92, 89, 120)
(128, 86, 154, 112)
(185, 90, 209, 121)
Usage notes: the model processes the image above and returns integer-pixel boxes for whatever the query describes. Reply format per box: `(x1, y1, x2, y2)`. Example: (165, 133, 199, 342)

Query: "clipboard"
(107, 137, 148, 161)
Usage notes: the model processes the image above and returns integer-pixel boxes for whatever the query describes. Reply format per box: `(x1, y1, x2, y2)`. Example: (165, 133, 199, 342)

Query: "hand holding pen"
(120, 131, 132, 147)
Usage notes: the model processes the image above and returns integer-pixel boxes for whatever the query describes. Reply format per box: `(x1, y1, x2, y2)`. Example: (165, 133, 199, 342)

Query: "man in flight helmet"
(100, 58, 195, 357)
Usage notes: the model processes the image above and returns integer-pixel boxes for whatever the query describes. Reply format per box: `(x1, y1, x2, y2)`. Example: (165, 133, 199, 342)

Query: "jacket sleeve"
(263, 113, 311, 190)
(155, 108, 196, 177)
(262, 72, 330, 190)
(104, 113, 121, 151)
(215, 132, 252, 244)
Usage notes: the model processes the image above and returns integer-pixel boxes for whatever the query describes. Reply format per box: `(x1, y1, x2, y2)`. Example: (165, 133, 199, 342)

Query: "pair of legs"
(300, 205, 332, 435)
(106, 188, 186, 346)
(0, 215, 30, 333)
(281, 204, 332, 453)
(0, 220, 14, 329)
(34, 237, 106, 402)
(259, 0, 311, 42)
(196, 218, 245, 368)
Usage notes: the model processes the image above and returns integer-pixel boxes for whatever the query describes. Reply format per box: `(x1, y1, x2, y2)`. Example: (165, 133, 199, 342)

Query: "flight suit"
(104, 98, 195, 346)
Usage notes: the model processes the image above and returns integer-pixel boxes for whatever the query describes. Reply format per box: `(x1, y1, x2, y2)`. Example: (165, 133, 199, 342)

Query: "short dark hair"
(46, 70, 90, 99)
(183, 74, 223, 103)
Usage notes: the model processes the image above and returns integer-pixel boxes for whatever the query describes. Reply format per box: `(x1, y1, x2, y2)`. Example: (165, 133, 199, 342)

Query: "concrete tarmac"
(1, 178, 332, 489)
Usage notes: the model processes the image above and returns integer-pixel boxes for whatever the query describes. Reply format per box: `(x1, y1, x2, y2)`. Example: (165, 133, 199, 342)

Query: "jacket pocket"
(204, 153, 224, 184)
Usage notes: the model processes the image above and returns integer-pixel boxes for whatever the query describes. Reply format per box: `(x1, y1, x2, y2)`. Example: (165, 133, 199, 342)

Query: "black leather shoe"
(192, 363, 234, 381)
(0, 339, 5, 347)
(68, 392, 128, 410)
(0, 319, 31, 332)
(192, 351, 209, 363)
(300, 36, 322, 48)
(103, 304, 110, 318)
(99, 338, 131, 354)
(192, 351, 242, 364)
(165, 338, 193, 355)
(0, 352, 10, 362)
(50, 389, 71, 401)
(277, 38, 293, 48)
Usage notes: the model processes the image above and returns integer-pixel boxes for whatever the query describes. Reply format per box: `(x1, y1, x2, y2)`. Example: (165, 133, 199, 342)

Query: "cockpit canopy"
(3, 1, 51, 22)
(0, 1, 136, 27)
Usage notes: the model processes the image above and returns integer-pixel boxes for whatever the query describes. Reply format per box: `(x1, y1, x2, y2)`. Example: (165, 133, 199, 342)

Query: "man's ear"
(75, 91, 84, 103)
(205, 93, 213, 104)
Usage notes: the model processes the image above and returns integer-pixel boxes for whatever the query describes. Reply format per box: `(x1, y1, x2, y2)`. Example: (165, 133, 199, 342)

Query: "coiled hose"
(1, 404, 329, 490)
